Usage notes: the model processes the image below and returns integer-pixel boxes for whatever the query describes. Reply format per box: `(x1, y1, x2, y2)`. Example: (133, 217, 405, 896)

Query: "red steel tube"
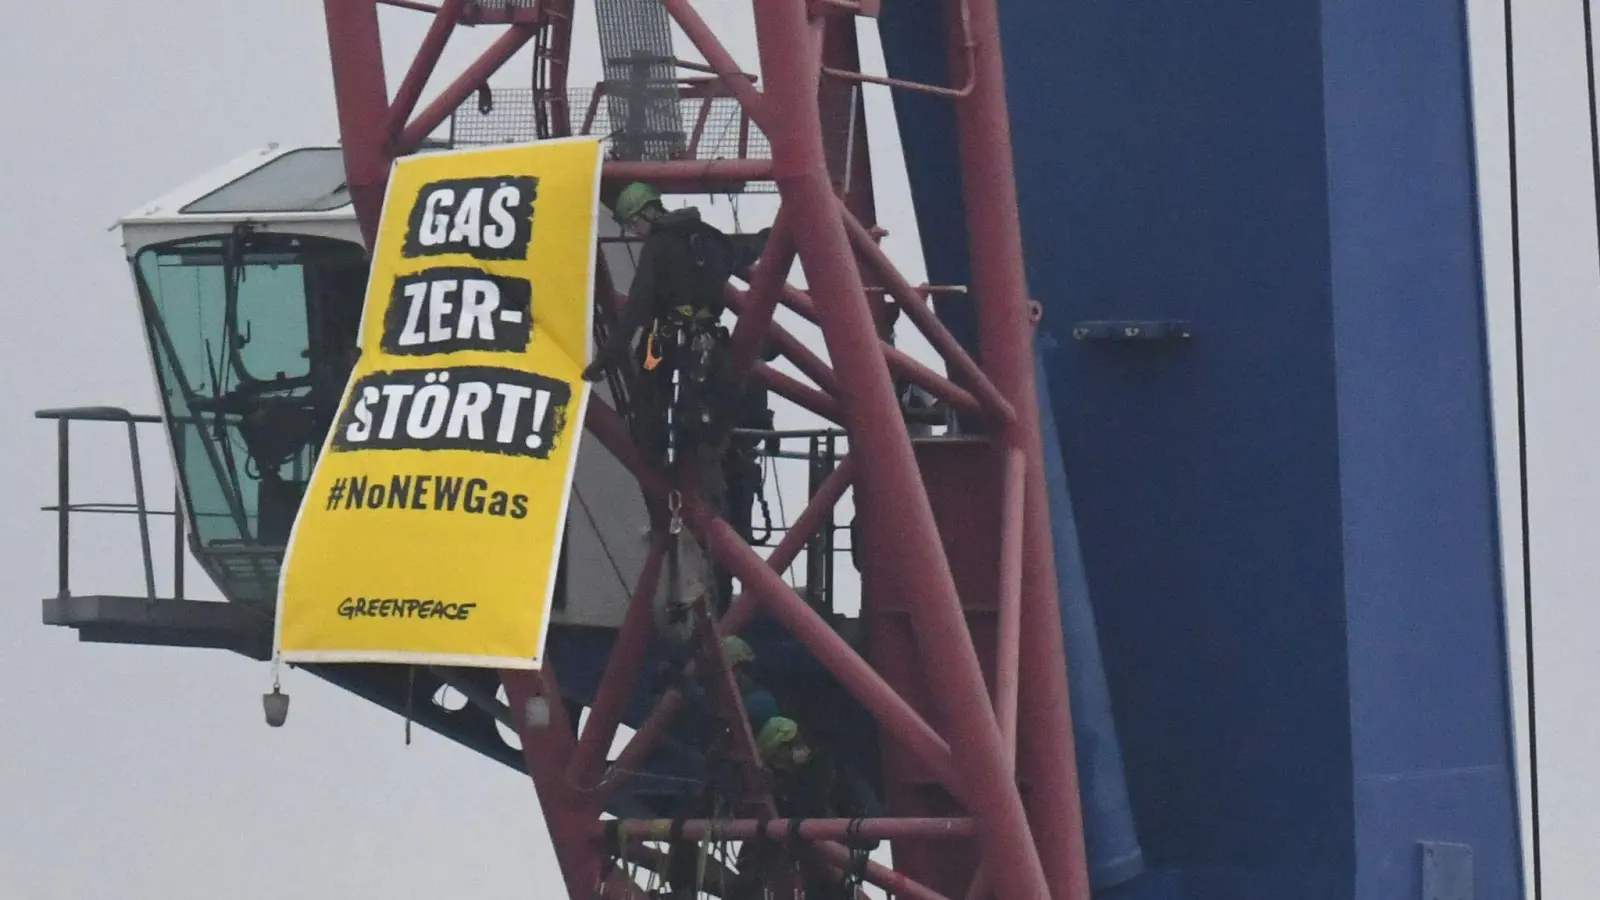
(605, 817, 974, 842)
(387, 0, 467, 142)
(965, 450, 1027, 900)
(947, 0, 1091, 894)
(751, 1, 1050, 898)
(544, 0, 577, 136)
(399, 25, 537, 151)
(500, 667, 608, 900)
(322, 0, 392, 246)
(566, 531, 669, 784)
(724, 286, 841, 395)
(996, 445, 1025, 765)
(628, 451, 959, 803)
(603, 158, 774, 190)
(379, 0, 443, 12)
(656, 0, 770, 130)
(598, 459, 857, 795)
(694, 514, 963, 803)
(777, 282, 819, 321)
(729, 210, 798, 378)
(820, 16, 889, 346)
(840, 206, 1015, 427)
(765, 283, 984, 416)
(887, 344, 983, 417)
(756, 363, 841, 422)
(820, 56, 974, 99)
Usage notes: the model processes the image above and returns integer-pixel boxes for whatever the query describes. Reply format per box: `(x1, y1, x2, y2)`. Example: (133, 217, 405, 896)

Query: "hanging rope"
(403, 665, 415, 746)
(573, 484, 632, 599)
(844, 818, 870, 893)
(597, 820, 623, 899)
(694, 792, 723, 896)
(748, 442, 774, 546)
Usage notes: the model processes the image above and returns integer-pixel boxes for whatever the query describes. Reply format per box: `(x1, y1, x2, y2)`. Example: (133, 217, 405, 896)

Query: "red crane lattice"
(319, 0, 1090, 897)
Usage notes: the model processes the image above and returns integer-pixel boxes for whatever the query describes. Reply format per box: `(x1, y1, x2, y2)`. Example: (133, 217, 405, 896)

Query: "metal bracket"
(1070, 319, 1192, 343)
(1419, 841, 1473, 900)
(43, 595, 272, 660)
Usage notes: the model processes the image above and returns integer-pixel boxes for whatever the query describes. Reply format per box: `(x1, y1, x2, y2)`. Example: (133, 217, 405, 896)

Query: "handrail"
(36, 407, 163, 424)
(821, 0, 975, 98)
(38, 407, 182, 603)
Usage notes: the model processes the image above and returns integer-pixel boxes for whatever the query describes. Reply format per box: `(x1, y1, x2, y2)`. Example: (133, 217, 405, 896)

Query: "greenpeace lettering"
(333, 366, 571, 459)
(336, 597, 479, 621)
(382, 268, 533, 355)
(403, 176, 537, 261)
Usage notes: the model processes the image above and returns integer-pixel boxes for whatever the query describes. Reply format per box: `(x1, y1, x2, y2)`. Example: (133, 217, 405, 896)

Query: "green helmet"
(614, 181, 663, 225)
(723, 636, 756, 667)
(756, 716, 800, 761)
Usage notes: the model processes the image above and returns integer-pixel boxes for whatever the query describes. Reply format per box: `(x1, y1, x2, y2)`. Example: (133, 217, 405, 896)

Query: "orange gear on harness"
(643, 326, 664, 372)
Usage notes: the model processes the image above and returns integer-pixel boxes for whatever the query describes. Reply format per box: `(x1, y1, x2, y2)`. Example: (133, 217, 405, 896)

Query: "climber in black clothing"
(582, 181, 770, 466)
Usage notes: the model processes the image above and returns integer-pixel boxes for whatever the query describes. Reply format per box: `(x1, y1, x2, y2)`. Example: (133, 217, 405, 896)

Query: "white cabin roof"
(120, 144, 363, 255)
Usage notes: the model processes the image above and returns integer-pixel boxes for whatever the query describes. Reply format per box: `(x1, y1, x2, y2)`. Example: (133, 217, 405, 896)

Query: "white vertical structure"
(1470, 0, 1600, 893)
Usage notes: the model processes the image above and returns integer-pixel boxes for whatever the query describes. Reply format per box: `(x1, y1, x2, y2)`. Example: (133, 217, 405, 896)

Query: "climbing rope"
(573, 485, 632, 599)
(844, 818, 870, 892)
(748, 441, 775, 546)
(596, 820, 623, 899)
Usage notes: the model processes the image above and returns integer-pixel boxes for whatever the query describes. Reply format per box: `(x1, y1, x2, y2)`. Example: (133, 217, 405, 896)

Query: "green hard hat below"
(757, 716, 800, 760)
(723, 636, 755, 666)
(613, 181, 662, 224)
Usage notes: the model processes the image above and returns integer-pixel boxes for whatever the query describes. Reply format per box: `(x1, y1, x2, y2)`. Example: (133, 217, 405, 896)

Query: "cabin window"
(132, 232, 367, 601)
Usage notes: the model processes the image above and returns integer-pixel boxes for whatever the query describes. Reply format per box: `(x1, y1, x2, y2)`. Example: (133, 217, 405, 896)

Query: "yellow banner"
(275, 138, 603, 669)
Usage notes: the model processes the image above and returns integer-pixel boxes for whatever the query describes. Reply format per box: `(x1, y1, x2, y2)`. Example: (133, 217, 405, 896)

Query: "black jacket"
(589, 208, 769, 376)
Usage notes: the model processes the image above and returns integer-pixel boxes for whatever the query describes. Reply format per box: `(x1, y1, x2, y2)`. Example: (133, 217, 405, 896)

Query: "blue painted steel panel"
(1319, 0, 1522, 895)
(1037, 335, 1146, 889)
(882, 0, 1524, 896)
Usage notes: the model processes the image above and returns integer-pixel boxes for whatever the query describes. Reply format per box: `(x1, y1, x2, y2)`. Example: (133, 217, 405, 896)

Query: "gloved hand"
(581, 361, 606, 383)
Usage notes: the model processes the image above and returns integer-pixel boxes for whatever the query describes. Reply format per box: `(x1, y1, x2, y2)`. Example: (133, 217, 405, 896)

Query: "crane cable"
(1503, 2, 1544, 897)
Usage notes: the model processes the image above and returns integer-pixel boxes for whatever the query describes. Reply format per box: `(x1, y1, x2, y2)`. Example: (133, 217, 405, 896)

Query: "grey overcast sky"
(0, 2, 926, 898)
(3, 0, 1595, 897)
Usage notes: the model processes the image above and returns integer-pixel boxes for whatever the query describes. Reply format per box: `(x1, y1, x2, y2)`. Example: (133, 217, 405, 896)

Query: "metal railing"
(730, 426, 852, 617)
(33, 406, 861, 618)
(37, 407, 183, 602)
